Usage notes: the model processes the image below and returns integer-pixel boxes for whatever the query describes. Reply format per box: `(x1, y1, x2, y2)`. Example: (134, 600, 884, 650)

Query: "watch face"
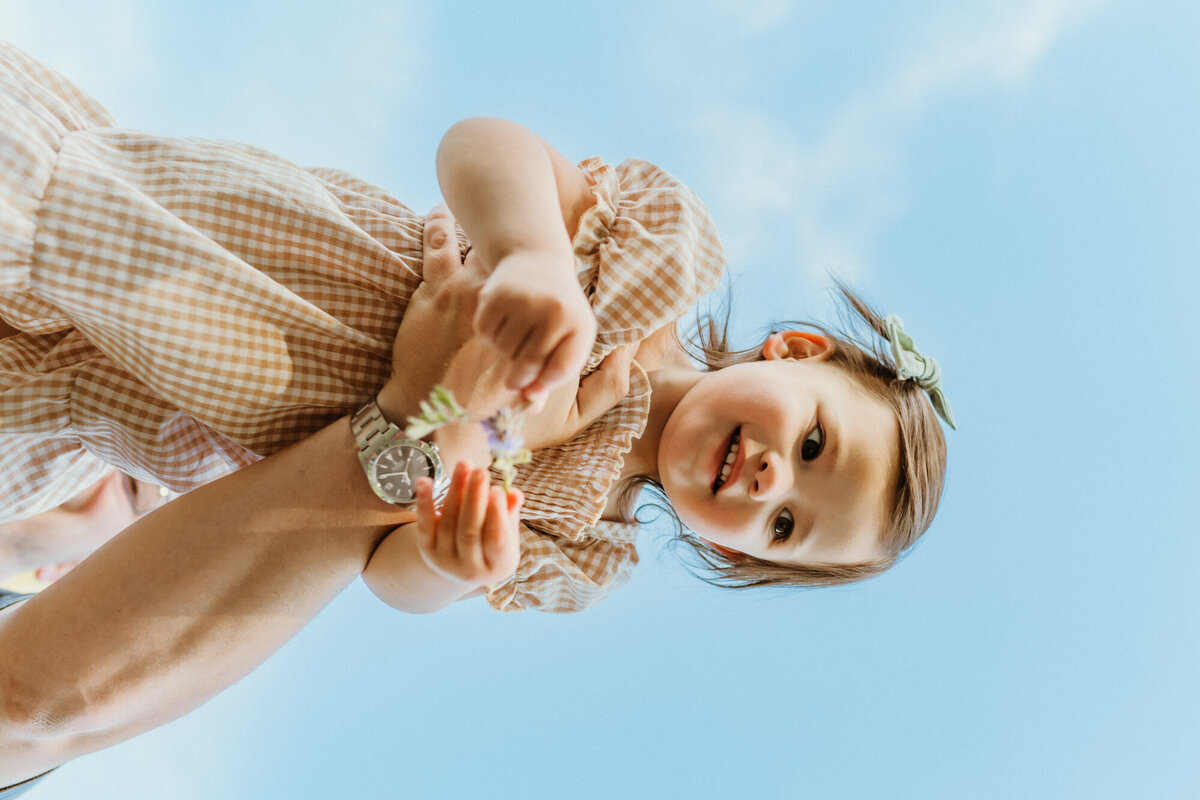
(369, 442, 435, 504)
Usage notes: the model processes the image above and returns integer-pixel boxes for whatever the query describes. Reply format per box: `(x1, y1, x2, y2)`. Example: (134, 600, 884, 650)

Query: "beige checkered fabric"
(0, 44, 726, 612)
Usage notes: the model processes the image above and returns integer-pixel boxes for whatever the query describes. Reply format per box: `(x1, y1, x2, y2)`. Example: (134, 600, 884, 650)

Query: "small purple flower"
(405, 385, 530, 491)
(482, 407, 525, 451)
(483, 407, 532, 490)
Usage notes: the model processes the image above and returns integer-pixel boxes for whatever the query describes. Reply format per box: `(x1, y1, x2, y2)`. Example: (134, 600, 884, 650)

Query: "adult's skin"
(0, 470, 169, 584)
(0, 207, 490, 786)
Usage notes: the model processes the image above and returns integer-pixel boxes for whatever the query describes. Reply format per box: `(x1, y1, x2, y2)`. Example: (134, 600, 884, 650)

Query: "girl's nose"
(751, 451, 791, 499)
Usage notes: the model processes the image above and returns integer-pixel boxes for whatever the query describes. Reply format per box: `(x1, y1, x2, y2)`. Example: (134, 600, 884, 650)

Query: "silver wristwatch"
(351, 397, 449, 507)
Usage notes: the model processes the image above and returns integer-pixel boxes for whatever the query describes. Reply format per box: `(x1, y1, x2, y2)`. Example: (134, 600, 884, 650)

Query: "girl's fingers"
(481, 487, 508, 572)
(436, 462, 469, 561)
(489, 315, 536, 372)
(530, 329, 586, 397)
(501, 313, 564, 391)
(483, 487, 522, 575)
(506, 487, 524, 514)
(414, 477, 437, 549)
(455, 467, 489, 561)
(472, 294, 508, 343)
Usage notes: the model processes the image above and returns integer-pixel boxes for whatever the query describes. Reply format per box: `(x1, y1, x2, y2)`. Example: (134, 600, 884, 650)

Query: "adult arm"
(0, 409, 416, 784)
(0, 216, 487, 787)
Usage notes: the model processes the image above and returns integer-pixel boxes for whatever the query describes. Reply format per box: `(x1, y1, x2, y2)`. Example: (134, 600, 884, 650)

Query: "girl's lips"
(711, 429, 735, 492)
(711, 426, 744, 494)
(719, 431, 745, 494)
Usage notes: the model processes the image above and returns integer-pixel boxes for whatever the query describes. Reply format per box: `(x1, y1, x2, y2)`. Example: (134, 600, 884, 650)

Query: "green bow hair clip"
(882, 315, 956, 430)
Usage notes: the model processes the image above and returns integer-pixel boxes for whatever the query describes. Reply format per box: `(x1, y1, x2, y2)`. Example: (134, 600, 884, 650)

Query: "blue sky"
(3, 1, 1198, 798)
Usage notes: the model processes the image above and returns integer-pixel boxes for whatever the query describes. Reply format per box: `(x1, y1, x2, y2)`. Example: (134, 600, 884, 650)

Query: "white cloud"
(1, 0, 428, 177)
(0, 0, 154, 99)
(695, 0, 1104, 289)
(184, 2, 429, 174)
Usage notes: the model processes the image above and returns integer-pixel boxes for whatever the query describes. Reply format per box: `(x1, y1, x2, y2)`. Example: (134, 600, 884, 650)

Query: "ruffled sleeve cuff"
(571, 157, 727, 350)
(486, 521, 639, 613)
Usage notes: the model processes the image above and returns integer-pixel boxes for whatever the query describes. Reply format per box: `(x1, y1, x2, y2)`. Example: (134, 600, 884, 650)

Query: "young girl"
(0, 42, 951, 618)
(365, 234, 953, 613)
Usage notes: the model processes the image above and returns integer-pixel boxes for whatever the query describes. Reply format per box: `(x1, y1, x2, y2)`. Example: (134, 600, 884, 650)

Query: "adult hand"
(379, 204, 493, 421)
(392, 203, 485, 381)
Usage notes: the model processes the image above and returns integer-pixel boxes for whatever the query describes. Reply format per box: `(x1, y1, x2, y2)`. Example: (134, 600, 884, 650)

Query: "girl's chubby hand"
(474, 249, 597, 407)
(519, 342, 638, 452)
(414, 463, 523, 589)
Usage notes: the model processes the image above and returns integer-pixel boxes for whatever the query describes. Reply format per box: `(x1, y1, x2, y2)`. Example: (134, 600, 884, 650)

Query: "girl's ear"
(762, 331, 835, 361)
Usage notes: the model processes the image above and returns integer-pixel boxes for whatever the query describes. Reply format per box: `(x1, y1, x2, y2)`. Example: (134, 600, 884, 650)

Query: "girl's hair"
(616, 282, 947, 589)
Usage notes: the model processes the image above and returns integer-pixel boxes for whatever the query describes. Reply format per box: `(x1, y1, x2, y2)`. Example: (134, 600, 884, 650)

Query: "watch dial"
(372, 444, 432, 502)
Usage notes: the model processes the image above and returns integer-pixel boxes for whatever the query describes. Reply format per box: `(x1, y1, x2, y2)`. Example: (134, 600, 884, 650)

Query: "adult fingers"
(422, 202, 461, 286)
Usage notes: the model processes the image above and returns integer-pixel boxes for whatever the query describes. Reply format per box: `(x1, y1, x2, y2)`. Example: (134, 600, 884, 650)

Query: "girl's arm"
(364, 208, 636, 615)
(436, 117, 593, 263)
(436, 117, 598, 402)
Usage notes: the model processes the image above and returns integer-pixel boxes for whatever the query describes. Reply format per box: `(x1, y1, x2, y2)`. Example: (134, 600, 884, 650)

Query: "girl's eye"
(801, 424, 824, 461)
(772, 508, 794, 542)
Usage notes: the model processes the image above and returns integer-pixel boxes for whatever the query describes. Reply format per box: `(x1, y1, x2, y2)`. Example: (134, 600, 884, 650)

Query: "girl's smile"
(711, 425, 744, 494)
(641, 331, 900, 568)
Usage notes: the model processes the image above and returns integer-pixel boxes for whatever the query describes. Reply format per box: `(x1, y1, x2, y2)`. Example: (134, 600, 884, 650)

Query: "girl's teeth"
(721, 444, 737, 474)
(714, 428, 741, 491)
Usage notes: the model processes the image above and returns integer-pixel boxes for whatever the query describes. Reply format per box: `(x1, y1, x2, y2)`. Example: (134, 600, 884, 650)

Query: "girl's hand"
(519, 343, 637, 452)
(414, 463, 522, 588)
(474, 250, 597, 406)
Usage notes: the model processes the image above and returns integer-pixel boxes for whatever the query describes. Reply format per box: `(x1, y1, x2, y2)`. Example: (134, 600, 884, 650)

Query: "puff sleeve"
(572, 157, 726, 366)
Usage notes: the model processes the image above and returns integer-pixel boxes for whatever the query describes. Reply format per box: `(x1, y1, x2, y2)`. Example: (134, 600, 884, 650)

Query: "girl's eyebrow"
(799, 514, 815, 547)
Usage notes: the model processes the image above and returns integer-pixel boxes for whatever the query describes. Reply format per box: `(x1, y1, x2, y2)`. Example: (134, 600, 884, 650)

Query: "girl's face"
(656, 333, 899, 566)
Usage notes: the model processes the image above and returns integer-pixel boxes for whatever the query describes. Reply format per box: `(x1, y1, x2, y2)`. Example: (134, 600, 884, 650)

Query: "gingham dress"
(0, 44, 725, 612)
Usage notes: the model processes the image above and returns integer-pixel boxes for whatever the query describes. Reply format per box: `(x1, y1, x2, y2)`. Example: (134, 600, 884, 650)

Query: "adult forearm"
(0, 416, 409, 784)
